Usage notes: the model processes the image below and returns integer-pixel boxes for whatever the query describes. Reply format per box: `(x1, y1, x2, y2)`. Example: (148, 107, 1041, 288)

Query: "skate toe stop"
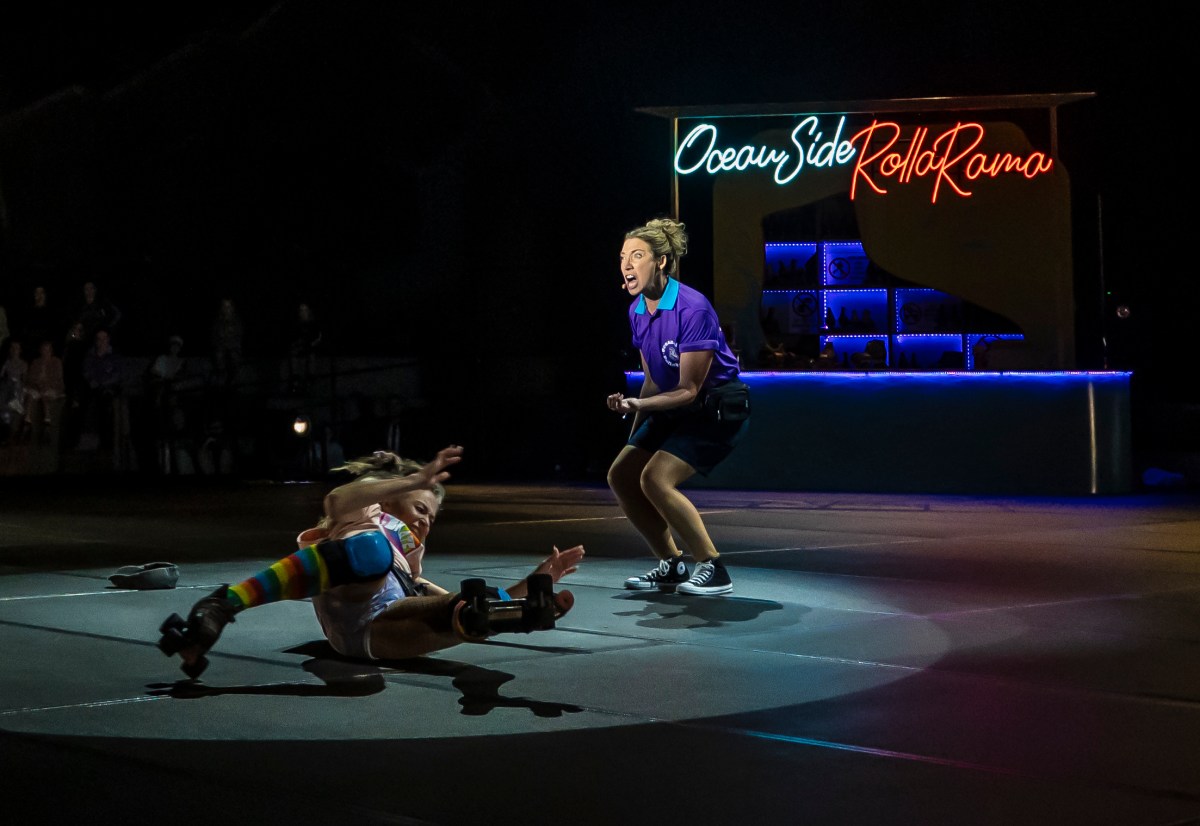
(181, 654, 208, 680)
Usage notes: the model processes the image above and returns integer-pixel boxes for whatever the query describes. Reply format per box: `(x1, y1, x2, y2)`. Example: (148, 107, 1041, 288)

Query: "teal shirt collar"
(634, 277, 680, 314)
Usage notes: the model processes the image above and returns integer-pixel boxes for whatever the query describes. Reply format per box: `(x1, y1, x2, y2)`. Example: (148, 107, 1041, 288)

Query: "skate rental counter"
(626, 370, 1131, 495)
(635, 92, 1133, 495)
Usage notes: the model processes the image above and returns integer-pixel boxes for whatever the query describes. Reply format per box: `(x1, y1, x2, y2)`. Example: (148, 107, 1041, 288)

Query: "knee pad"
(318, 532, 392, 585)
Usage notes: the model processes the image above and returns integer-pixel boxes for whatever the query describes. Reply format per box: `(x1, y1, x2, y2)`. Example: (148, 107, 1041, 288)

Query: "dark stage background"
(0, 1, 1190, 481)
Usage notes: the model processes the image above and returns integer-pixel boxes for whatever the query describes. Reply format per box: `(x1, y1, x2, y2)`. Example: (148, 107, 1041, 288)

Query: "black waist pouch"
(703, 380, 751, 423)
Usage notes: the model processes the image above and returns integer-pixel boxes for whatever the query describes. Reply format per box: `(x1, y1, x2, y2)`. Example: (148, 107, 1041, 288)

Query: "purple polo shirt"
(629, 277, 740, 392)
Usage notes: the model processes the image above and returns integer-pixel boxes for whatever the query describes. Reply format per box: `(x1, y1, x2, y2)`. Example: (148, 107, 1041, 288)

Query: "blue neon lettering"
(678, 118, 858, 185)
(676, 123, 792, 180)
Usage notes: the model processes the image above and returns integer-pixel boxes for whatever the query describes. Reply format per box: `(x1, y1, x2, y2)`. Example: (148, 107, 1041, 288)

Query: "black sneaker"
(624, 556, 690, 591)
(676, 558, 733, 596)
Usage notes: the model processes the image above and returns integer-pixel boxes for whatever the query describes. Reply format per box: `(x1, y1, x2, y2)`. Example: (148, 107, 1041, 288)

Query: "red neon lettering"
(965, 153, 993, 178)
(965, 152, 1054, 180)
(880, 153, 903, 177)
(848, 121, 902, 198)
(850, 120, 1054, 203)
(901, 127, 926, 183)
(1028, 153, 1053, 177)
(930, 123, 981, 202)
(913, 150, 935, 178)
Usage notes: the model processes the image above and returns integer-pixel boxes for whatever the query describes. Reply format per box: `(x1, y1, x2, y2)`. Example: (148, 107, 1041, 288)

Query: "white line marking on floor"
(485, 510, 735, 526)
(0, 695, 166, 716)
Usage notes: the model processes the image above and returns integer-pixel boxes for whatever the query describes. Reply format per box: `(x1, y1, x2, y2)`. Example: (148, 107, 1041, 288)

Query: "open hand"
(533, 544, 584, 583)
(417, 444, 464, 487)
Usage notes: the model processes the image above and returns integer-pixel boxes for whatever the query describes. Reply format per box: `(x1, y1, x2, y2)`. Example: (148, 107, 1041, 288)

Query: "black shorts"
(627, 383, 750, 476)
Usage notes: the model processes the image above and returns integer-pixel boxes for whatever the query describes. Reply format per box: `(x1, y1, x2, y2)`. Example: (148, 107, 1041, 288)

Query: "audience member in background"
(79, 328, 123, 450)
(210, 297, 244, 388)
(0, 302, 10, 356)
(1, 337, 28, 439)
(147, 334, 189, 472)
(19, 287, 60, 357)
(23, 339, 65, 442)
(75, 281, 122, 346)
(285, 301, 323, 393)
(1, 338, 29, 443)
(148, 335, 187, 403)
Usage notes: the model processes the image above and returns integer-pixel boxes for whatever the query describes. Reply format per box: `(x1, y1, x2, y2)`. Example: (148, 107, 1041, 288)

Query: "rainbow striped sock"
(227, 545, 331, 609)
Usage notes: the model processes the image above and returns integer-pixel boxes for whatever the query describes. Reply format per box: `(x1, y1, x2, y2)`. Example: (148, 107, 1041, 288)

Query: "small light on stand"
(293, 416, 310, 436)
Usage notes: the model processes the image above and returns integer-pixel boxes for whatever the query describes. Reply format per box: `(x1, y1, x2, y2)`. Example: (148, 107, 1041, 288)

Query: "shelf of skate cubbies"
(891, 287, 1025, 370)
(764, 243, 1027, 370)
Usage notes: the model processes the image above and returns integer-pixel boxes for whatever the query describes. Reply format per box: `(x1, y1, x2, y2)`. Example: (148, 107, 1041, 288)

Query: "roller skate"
(157, 585, 243, 679)
(452, 574, 574, 641)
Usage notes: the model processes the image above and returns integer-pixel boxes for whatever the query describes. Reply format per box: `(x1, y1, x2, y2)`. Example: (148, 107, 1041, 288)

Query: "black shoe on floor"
(676, 558, 733, 596)
(624, 556, 690, 591)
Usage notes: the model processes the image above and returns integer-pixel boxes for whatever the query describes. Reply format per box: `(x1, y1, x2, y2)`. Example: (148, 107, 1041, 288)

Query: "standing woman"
(606, 217, 751, 596)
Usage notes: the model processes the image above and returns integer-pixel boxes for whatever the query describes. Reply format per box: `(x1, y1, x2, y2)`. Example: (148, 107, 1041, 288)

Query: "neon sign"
(850, 121, 1053, 203)
(674, 117, 1054, 203)
(675, 116, 856, 185)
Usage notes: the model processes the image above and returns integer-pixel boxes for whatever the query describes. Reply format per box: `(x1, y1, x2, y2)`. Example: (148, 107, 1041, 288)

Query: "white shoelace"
(639, 559, 672, 580)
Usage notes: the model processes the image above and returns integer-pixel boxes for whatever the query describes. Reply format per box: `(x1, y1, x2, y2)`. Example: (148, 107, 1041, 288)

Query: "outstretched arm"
(506, 544, 585, 599)
(324, 444, 464, 522)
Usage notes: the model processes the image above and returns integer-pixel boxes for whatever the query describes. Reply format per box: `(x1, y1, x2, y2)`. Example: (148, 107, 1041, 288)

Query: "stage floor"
(1, 477, 1198, 825)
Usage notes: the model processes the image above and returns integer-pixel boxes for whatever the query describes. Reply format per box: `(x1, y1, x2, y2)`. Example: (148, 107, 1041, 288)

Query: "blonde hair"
(625, 217, 688, 276)
(316, 451, 445, 532)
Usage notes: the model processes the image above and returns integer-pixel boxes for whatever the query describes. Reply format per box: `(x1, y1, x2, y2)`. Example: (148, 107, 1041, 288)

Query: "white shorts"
(311, 571, 409, 659)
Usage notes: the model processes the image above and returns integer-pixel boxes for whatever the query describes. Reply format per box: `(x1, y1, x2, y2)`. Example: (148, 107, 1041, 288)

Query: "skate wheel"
(553, 589, 574, 620)
(158, 627, 186, 655)
(159, 613, 186, 635)
(460, 578, 487, 599)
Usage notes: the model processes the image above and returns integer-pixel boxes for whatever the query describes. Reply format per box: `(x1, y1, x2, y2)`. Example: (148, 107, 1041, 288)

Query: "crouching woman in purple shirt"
(606, 217, 750, 597)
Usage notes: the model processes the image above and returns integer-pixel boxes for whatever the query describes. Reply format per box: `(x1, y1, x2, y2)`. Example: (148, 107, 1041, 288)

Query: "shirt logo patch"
(661, 340, 680, 368)
(377, 512, 418, 552)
